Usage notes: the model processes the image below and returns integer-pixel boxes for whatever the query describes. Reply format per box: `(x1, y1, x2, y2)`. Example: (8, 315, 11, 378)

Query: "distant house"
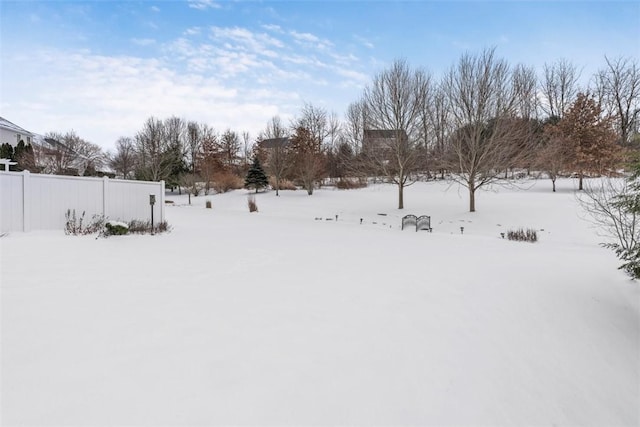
(0, 117, 35, 148)
(257, 137, 290, 151)
(362, 129, 408, 158)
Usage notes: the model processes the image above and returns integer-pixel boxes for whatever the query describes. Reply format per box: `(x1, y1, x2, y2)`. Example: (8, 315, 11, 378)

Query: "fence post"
(160, 180, 165, 223)
(22, 170, 31, 232)
(102, 176, 109, 219)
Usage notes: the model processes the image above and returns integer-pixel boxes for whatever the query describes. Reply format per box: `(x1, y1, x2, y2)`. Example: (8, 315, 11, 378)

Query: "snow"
(1, 178, 639, 426)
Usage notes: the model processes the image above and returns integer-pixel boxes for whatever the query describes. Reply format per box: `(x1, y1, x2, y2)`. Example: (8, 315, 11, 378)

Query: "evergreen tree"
(244, 156, 269, 193)
(0, 143, 13, 160)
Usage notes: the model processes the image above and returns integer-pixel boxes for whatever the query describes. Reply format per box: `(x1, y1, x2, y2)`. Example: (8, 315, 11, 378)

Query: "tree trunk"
(398, 183, 404, 209)
(552, 177, 556, 192)
(469, 185, 476, 212)
(579, 174, 583, 191)
(275, 176, 280, 196)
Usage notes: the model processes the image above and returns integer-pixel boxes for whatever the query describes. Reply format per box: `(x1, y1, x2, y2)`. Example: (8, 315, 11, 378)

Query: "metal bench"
(402, 214, 432, 232)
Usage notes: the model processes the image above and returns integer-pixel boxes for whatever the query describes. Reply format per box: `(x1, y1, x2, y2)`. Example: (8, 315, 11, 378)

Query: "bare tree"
(442, 48, 529, 212)
(219, 129, 241, 172)
(257, 116, 290, 196)
(110, 136, 137, 179)
(361, 58, 432, 209)
(289, 126, 324, 195)
(41, 130, 103, 175)
(295, 103, 330, 148)
(241, 131, 252, 171)
(198, 124, 219, 194)
(537, 119, 569, 192)
(186, 121, 202, 174)
(579, 178, 640, 278)
(344, 100, 369, 153)
(513, 63, 539, 120)
(540, 58, 581, 120)
(135, 117, 172, 181)
(593, 56, 640, 146)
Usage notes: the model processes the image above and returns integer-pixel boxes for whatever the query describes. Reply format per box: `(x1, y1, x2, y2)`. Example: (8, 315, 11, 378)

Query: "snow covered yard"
(1, 178, 638, 426)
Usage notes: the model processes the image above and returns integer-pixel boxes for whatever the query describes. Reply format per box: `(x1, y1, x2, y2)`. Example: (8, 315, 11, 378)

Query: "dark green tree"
(0, 143, 13, 161)
(244, 156, 269, 193)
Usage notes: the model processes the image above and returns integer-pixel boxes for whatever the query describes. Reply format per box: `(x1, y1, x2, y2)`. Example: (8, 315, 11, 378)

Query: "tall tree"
(258, 116, 290, 196)
(198, 125, 220, 194)
(289, 126, 325, 195)
(540, 58, 580, 120)
(110, 137, 137, 179)
(219, 129, 241, 172)
(134, 117, 172, 181)
(593, 56, 640, 146)
(550, 93, 621, 190)
(441, 48, 529, 212)
(361, 58, 431, 209)
(186, 121, 202, 174)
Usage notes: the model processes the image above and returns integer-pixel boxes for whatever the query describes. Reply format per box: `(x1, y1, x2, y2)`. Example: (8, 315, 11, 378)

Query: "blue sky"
(1, 0, 638, 151)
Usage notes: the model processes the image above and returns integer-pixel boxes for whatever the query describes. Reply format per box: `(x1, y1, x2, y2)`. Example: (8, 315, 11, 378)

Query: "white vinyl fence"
(0, 171, 165, 233)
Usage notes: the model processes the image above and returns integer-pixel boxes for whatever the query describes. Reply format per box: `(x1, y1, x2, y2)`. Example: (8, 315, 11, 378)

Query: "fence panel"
(0, 171, 165, 233)
(0, 173, 24, 233)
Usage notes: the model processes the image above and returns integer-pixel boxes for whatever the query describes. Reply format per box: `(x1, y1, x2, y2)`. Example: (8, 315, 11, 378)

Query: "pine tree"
(244, 156, 269, 193)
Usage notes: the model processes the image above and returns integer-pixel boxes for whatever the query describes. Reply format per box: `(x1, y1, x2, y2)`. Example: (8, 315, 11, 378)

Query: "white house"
(0, 117, 35, 148)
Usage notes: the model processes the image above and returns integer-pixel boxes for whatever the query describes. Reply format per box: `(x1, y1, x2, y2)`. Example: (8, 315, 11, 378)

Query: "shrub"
(212, 172, 243, 193)
(127, 219, 171, 234)
(104, 221, 129, 236)
(269, 177, 297, 191)
(336, 178, 368, 189)
(507, 228, 538, 243)
(247, 195, 258, 212)
(64, 209, 105, 235)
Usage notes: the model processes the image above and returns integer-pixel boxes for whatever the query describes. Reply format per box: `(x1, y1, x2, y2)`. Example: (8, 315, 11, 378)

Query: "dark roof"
(363, 129, 407, 139)
(259, 137, 289, 149)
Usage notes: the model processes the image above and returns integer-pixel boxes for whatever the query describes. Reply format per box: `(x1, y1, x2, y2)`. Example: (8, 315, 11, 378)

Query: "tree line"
(8, 48, 638, 212)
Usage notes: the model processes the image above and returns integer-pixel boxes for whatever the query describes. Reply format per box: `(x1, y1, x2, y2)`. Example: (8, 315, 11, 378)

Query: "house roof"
(259, 137, 289, 149)
(363, 129, 407, 139)
(0, 117, 35, 136)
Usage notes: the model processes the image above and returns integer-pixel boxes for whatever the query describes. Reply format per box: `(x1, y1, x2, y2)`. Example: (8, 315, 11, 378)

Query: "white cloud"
(187, 0, 221, 10)
(184, 27, 201, 36)
(354, 35, 374, 49)
(1, 21, 372, 151)
(262, 24, 284, 33)
(150, 5, 160, 12)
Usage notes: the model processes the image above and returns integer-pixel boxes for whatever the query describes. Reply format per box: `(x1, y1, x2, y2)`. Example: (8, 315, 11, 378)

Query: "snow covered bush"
(104, 221, 129, 236)
(64, 209, 105, 235)
(507, 228, 538, 243)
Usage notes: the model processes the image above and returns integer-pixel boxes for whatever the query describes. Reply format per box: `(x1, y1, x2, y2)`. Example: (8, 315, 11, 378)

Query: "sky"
(1, 0, 639, 152)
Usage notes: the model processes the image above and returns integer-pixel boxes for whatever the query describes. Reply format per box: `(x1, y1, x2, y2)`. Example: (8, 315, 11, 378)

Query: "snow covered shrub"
(104, 221, 129, 236)
(247, 195, 258, 212)
(507, 228, 538, 243)
(64, 209, 105, 235)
